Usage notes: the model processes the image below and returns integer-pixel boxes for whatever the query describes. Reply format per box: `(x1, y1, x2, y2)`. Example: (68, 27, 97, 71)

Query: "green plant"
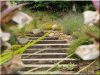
(15, 1, 93, 12)
(33, 18, 38, 28)
(67, 25, 99, 57)
(61, 13, 83, 35)
(66, 63, 75, 70)
(0, 33, 48, 65)
(46, 53, 74, 72)
(84, 4, 93, 11)
(86, 26, 99, 38)
(67, 36, 89, 56)
(96, 71, 100, 75)
(52, 64, 62, 71)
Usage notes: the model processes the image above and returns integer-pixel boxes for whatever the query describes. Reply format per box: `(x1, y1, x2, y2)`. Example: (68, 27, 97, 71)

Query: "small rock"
(83, 11, 100, 26)
(12, 12, 33, 29)
(32, 29, 43, 34)
(49, 33, 55, 37)
(75, 44, 99, 60)
(0, 54, 24, 74)
(52, 24, 57, 30)
(1, 32, 10, 42)
(17, 37, 28, 44)
(8, 55, 24, 73)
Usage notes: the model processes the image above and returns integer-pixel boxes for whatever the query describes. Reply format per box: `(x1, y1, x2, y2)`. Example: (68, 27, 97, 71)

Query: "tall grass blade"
(0, 33, 48, 65)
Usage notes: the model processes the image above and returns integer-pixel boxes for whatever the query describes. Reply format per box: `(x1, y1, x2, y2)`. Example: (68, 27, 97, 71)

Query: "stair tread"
(19, 40, 68, 44)
(19, 30, 82, 74)
(19, 71, 83, 74)
(23, 64, 77, 67)
(21, 44, 70, 46)
(27, 40, 67, 41)
(26, 48, 68, 50)
(22, 53, 66, 55)
(28, 36, 59, 39)
(24, 48, 68, 53)
(22, 58, 79, 61)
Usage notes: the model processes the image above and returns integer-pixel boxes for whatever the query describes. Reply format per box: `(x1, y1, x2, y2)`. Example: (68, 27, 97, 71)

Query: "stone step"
(19, 31, 81, 74)
(24, 48, 68, 53)
(22, 53, 66, 55)
(22, 53, 66, 59)
(26, 31, 63, 37)
(19, 30, 93, 74)
(25, 44, 70, 49)
(28, 37, 59, 40)
(22, 58, 80, 64)
(19, 64, 79, 73)
(36, 40, 67, 44)
(44, 30, 62, 33)
(23, 64, 77, 68)
(20, 40, 68, 45)
(26, 32, 44, 37)
(25, 30, 62, 35)
(30, 40, 67, 44)
(19, 71, 79, 75)
(22, 58, 78, 61)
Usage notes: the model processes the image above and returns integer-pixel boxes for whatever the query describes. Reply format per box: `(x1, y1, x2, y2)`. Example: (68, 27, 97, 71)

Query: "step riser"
(22, 55, 66, 59)
(26, 41, 67, 44)
(36, 41, 67, 44)
(26, 33, 44, 37)
(27, 45, 69, 49)
(19, 41, 67, 45)
(21, 65, 79, 71)
(22, 59, 80, 64)
(19, 72, 87, 75)
(25, 31, 62, 34)
(24, 49, 67, 53)
(28, 37, 59, 40)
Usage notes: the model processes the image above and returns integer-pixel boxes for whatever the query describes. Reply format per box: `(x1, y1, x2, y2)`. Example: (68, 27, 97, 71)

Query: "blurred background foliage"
(4, 0, 97, 47)
(7, 0, 95, 34)
(5, 0, 98, 49)
(7, 0, 96, 41)
(10, 1, 95, 12)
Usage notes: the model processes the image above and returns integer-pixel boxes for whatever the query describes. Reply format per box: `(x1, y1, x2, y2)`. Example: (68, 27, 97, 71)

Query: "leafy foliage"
(13, 1, 94, 12)
(61, 13, 84, 35)
(67, 36, 89, 56)
(67, 15, 100, 55)
(66, 63, 75, 70)
(83, 4, 94, 11)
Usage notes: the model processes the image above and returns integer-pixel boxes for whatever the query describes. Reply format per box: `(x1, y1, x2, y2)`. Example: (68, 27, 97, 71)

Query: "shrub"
(61, 13, 84, 35)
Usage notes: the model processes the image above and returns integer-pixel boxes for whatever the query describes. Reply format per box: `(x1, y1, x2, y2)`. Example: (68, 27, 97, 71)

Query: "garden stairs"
(18, 30, 91, 74)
